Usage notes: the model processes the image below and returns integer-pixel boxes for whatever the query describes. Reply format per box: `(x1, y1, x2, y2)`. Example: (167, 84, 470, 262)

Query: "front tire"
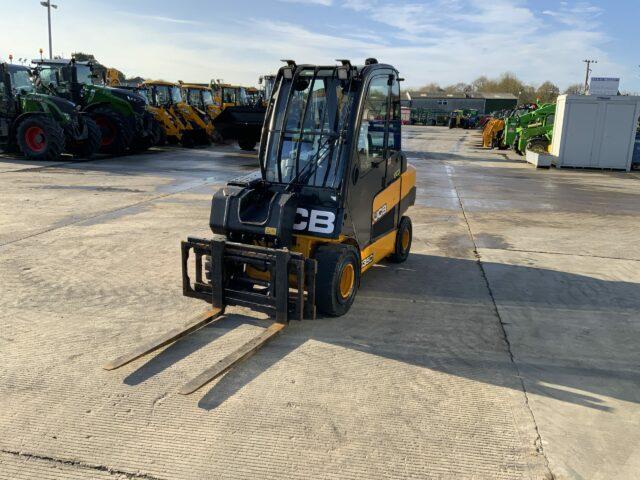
(526, 137, 550, 154)
(91, 107, 132, 155)
(314, 244, 360, 317)
(68, 116, 102, 158)
(17, 116, 65, 161)
(238, 136, 257, 151)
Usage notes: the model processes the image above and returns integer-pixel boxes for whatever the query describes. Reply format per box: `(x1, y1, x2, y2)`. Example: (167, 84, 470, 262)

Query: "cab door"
(346, 74, 390, 249)
(0, 67, 13, 139)
(371, 75, 403, 242)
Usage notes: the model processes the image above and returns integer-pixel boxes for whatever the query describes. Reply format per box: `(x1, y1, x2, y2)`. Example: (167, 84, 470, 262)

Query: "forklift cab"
(235, 59, 413, 254)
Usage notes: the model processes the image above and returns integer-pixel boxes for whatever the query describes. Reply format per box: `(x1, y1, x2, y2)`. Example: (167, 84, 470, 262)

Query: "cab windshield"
(170, 86, 182, 103)
(10, 69, 35, 93)
(237, 87, 248, 106)
(202, 90, 213, 105)
(75, 64, 93, 85)
(263, 67, 356, 189)
(154, 85, 182, 105)
(222, 87, 236, 104)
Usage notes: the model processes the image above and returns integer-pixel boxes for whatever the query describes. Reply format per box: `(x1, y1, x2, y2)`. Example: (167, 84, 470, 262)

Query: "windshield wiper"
(285, 132, 338, 192)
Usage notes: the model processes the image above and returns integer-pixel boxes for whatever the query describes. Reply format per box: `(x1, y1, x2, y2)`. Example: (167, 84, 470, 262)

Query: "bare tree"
(536, 81, 560, 103)
(563, 83, 583, 95)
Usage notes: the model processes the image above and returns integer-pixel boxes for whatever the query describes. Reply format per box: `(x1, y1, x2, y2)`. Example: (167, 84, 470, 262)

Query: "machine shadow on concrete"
(114, 252, 640, 412)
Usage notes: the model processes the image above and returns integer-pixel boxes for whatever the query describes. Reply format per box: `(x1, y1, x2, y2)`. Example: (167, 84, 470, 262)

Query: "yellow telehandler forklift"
(105, 59, 416, 395)
(142, 80, 214, 146)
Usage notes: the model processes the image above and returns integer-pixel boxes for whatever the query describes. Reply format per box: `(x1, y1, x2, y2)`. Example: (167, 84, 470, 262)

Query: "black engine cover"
(209, 183, 298, 247)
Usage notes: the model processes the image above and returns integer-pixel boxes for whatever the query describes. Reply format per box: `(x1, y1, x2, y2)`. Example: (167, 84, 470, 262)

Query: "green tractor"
(513, 103, 556, 155)
(0, 62, 101, 161)
(501, 103, 543, 150)
(32, 58, 155, 155)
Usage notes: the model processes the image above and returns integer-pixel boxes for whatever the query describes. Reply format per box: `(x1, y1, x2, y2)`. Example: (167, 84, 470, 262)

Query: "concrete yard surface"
(1, 128, 639, 479)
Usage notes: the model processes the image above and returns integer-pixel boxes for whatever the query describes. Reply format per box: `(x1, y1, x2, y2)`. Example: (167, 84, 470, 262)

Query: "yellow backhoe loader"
(142, 80, 213, 146)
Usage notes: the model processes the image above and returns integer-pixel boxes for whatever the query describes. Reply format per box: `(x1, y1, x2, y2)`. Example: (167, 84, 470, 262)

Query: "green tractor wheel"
(513, 134, 523, 155)
(526, 137, 550, 154)
(67, 116, 102, 159)
(17, 116, 66, 161)
(91, 107, 133, 156)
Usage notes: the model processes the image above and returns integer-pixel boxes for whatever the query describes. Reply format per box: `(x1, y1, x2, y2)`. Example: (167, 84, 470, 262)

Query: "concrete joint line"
(0, 177, 218, 249)
(1, 448, 166, 480)
(447, 164, 556, 480)
(481, 246, 640, 263)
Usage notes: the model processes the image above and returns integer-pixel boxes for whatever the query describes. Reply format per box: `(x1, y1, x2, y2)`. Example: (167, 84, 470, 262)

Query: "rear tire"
(17, 116, 65, 161)
(314, 244, 360, 317)
(91, 107, 132, 155)
(68, 116, 102, 158)
(238, 136, 257, 151)
(389, 216, 412, 263)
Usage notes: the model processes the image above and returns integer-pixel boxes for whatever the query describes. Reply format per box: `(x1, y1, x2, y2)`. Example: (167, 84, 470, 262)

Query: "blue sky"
(1, 0, 638, 92)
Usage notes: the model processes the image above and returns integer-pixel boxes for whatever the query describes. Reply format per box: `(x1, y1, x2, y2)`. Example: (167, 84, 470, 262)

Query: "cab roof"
(4, 64, 30, 73)
(32, 58, 91, 66)
(181, 83, 211, 90)
(142, 80, 179, 87)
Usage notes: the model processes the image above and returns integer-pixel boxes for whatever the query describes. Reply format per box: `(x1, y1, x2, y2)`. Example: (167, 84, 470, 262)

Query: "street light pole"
(582, 59, 597, 94)
(40, 1, 58, 59)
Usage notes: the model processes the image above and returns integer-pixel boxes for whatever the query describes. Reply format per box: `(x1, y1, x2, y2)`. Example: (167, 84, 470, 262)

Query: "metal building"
(405, 91, 517, 114)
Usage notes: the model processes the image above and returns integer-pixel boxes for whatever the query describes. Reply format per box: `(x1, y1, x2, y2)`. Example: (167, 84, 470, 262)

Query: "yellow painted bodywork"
(181, 84, 222, 122)
(482, 118, 505, 148)
(244, 162, 416, 288)
(143, 81, 214, 140)
(147, 105, 185, 141)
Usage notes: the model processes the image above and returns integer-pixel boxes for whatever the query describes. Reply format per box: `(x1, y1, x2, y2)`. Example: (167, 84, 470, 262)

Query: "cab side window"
(357, 76, 389, 176)
(387, 77, 401, 153)
(39, 68, 56, 88)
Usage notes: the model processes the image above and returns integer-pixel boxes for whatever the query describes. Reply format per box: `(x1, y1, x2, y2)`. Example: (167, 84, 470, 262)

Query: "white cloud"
(115, 11, 202, 25)
(0, 0, 635, 92)
(278, 0, 333, 5)
(542, 1, 603, 27)
(342, 0, 370, 11)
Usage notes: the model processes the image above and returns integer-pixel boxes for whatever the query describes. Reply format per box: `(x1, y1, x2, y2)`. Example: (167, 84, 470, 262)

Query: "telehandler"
(259, 74, 276, 106)
(105, 59, 416, 395)
(32, 58, 155, 155)
(513, 103, 556, 155)
(0, 63, 101, 160)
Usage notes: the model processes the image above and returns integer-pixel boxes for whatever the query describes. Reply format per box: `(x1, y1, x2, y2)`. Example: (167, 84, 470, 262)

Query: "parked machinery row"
(0, 58, 272, 162)
(482, 102, 556, 155)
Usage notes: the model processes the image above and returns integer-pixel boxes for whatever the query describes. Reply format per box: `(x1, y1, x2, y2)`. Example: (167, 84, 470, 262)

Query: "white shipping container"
(551, 94, 640, 171)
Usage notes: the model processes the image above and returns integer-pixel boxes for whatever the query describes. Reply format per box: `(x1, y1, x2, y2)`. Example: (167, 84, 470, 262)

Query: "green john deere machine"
(32, 58, 155, 155)
(0, 62, 101, 161)
(511, 103, 556, 155)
